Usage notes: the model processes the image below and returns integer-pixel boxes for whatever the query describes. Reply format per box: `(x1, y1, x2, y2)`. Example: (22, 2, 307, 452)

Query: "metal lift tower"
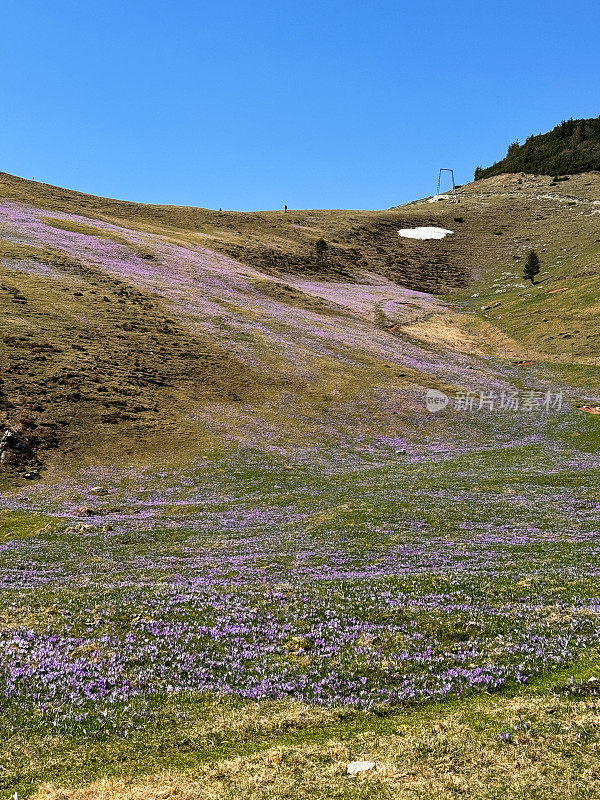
(437, 168, 458, 202)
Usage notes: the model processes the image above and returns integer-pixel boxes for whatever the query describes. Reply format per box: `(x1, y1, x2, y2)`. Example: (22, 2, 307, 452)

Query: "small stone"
(89, 486, 109, 495)
(23, 469, 40, 480)
(68, 523, 98, 534)
(347, 761, 376, 775)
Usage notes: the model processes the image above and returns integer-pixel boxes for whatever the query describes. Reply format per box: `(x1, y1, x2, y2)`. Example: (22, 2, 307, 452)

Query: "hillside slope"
(1, 170, 600, 482)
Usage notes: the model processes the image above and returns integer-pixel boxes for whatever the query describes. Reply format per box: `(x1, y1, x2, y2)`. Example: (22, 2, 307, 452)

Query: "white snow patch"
(347, 761, 376, 775)
(398, 226, 453, 240)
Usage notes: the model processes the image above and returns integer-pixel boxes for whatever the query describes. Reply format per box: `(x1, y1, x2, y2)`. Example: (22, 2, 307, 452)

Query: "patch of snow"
(347, 761, 376, 775)
(398, 226, 453, 240)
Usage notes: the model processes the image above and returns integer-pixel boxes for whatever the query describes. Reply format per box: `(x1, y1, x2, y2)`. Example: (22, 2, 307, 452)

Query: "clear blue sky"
(2, 0, 599, 210)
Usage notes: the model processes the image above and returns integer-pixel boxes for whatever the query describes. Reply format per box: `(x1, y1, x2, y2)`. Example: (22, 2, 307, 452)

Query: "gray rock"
(23, 469, 40, 480)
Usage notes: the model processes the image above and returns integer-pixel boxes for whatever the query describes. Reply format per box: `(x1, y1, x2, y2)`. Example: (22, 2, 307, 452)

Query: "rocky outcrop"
(0, 424, 43, 478)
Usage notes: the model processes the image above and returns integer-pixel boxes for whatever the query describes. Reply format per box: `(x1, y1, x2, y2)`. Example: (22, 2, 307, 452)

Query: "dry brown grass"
(0, 235, 264, 480)
(31, 694, 600, 800)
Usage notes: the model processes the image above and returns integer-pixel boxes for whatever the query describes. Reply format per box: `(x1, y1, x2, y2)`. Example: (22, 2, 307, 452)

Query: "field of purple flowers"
(2, 197, 600, 796)
(2, 434, 600, 761)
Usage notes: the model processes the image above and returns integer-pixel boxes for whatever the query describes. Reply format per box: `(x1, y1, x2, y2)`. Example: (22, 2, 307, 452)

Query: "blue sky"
(2, 0, 599, 210)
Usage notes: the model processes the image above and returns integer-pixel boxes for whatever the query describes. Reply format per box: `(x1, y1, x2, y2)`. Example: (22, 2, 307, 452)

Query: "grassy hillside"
(2, 169, 600, 481)
(0, 171, 469, 290)
(2, 171, 600, 799)
(475, 116, 600, 179)
(447, 172, 600, 365)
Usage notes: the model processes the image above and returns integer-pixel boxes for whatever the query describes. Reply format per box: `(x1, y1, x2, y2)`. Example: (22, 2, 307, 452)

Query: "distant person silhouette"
(284, 205, 287, 213)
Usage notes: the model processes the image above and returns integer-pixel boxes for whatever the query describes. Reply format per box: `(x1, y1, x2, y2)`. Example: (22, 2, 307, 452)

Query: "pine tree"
(315, 238, 328, 257)
(523, 249, 541, 284)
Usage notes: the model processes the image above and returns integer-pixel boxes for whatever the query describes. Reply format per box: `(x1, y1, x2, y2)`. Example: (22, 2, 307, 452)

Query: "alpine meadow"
(2, 4, 600, 798)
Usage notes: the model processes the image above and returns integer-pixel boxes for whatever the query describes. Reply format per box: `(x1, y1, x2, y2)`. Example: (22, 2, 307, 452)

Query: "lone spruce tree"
(315, 238, 328, 257)
(523, 249, 541, 284)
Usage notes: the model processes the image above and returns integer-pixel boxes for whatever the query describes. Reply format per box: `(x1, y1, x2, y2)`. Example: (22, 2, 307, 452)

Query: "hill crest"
(475, 116, 600, 179)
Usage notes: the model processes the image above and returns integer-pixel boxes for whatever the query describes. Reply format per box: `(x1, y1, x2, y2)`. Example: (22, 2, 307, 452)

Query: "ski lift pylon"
(437, 168, 458, 202)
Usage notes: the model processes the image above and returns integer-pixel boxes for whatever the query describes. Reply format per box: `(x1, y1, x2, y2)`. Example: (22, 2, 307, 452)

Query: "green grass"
(0, 511, 56, 542)
(3, 439, 600, 797)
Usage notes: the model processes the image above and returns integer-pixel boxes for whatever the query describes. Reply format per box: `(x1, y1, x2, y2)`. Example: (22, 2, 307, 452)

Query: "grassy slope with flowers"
(1, 171, 600, 798)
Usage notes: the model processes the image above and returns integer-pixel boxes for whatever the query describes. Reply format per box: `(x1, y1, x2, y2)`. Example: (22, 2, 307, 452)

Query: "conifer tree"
(315, 238, 328, 257)
(523, 249, 541, 284)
